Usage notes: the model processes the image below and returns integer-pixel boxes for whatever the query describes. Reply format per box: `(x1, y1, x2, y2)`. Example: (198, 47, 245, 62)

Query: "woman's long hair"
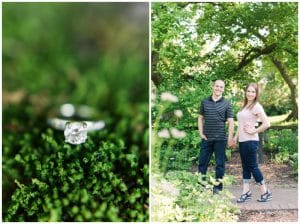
(241, 83, 259, 110)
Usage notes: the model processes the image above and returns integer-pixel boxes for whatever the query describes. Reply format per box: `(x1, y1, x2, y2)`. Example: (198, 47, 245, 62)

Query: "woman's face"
(246, 86, 256, 102)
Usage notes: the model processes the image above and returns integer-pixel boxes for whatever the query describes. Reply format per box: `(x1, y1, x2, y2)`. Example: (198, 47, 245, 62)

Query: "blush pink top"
(237, 102, 265, 142)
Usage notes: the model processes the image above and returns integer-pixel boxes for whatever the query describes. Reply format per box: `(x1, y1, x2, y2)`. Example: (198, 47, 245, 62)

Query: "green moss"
(3, 128, 148, 221)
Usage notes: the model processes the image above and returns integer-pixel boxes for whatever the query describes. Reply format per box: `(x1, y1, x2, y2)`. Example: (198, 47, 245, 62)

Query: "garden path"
(226, 151, 298, 222)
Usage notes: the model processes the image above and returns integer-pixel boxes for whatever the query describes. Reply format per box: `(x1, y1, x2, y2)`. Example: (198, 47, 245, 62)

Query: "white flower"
(174, 110, 183, 118)
(151, 93, 156, 108)
(157, 129, 170, 138)
(160, 92, 178, 103)
(170, 128, 186, 139)
(151, 92, 156, 101)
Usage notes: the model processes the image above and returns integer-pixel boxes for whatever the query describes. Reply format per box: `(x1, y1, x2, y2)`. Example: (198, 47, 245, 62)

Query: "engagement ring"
(48, 104, 105, 145)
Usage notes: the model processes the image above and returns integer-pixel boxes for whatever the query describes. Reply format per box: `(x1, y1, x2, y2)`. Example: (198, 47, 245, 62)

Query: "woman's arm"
(244, 112, 270, 135)
(256, 112, 271, 133)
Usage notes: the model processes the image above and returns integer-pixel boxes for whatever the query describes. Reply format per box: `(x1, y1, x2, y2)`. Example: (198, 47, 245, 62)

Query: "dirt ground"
(226, 150, 297, 186)
(238, 210, 298, 222)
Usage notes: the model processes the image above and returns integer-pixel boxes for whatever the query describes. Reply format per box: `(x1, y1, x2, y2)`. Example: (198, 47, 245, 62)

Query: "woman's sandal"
(257, 189, 272, 202)
(237, 190, 252, 203)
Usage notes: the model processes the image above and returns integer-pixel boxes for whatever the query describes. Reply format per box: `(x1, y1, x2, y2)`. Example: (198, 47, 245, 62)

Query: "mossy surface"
(3, 127, 149, 221)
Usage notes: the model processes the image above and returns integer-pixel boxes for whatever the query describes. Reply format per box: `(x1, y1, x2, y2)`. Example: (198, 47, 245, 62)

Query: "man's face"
(212, 80, 225, 97)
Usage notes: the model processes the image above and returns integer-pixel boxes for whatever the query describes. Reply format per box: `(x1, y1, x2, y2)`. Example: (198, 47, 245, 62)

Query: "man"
(198, 79, 234, 194)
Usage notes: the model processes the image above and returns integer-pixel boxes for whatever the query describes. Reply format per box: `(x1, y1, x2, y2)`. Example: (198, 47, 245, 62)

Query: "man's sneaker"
(257, 189, 272, 202)
(213, 187, 222, 195)
(237, 190, 252, 203)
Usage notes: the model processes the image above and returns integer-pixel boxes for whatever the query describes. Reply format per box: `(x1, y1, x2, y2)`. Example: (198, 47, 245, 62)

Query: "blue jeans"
(198, 139, 226, 190)
(239, 141, 264, 183)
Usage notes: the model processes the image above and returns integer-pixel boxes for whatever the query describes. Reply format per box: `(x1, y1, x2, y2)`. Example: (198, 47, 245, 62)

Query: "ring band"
(47, 104, 105, 145)
(47, 118, 105, 131)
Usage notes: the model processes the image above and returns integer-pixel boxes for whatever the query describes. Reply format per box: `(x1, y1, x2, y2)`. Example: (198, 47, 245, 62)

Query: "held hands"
(228, 137, 236, 148)
(232, 136, 238, 149)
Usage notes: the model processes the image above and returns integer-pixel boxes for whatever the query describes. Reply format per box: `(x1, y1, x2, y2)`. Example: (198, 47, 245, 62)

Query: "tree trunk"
(271, 57, 298, 121)
(151, 41, 163, 87)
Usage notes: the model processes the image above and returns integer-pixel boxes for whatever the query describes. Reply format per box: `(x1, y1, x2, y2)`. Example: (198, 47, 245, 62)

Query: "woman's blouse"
(237, 102, 266, 142)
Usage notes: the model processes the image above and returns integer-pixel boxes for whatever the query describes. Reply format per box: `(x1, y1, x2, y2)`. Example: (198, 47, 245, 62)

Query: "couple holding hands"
(198, 79, 272, 203)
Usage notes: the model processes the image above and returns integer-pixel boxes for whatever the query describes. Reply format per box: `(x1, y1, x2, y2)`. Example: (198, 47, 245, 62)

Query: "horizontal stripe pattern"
(199, 96, 233, 140)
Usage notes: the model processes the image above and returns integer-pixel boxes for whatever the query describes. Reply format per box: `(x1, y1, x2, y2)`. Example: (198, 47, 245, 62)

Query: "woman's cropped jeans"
(239, 140, 264, 184)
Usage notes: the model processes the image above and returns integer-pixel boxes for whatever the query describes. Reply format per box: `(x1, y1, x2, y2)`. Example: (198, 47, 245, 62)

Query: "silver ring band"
(47, 118, 105, 131)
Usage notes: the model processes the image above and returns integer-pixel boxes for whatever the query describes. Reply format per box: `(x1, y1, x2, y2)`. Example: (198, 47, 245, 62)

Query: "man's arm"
(198, 115, 207, 140)
(226, 100, 234, 147)
(227, 118, 234, 147)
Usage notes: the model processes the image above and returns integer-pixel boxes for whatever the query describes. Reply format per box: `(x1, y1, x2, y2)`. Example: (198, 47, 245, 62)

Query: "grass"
(268, 113, 298, 126)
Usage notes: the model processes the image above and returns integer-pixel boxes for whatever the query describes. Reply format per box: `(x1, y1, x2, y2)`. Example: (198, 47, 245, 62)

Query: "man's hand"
(200, 133, 207, 140)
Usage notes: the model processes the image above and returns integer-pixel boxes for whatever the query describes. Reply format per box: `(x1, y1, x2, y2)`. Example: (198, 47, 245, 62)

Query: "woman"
(233, 83, 272, 203)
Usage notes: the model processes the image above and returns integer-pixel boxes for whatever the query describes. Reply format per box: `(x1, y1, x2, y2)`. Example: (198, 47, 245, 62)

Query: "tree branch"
(270, 58, 295, 91)
(237, 43, 277, 70)
(271, 57, 298, 120)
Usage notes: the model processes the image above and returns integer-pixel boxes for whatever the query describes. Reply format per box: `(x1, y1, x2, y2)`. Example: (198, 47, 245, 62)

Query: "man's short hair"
(212, 79, 225, 85)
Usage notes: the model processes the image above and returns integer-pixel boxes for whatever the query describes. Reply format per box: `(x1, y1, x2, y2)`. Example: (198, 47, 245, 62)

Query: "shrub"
(151, 171, 239, 222)
(264, 128, 298, 175)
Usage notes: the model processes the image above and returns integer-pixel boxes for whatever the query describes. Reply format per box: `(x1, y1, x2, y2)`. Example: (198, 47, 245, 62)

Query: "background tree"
(197, 2, 298, 120)
(152, 2, 298, 124)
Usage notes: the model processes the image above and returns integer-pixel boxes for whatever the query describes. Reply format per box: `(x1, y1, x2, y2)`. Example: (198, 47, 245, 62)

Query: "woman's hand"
(243, 124, 257, 135)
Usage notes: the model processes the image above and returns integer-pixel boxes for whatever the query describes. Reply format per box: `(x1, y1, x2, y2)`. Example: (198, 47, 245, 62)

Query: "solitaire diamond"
(64, 122, 88, 145)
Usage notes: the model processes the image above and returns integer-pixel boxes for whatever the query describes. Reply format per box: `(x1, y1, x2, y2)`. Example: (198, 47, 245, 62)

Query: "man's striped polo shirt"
(199, 96, 233, 141)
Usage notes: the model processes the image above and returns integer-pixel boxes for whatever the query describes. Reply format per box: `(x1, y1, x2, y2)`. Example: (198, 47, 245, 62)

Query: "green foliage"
(152, 2, 215, 130)
(151, 172, 239, 222)
(151, 94, 239, 221)
(151, 93, 196, 174)
(260, 70, 293, 115)
(264, 129, 298, 174)
(3, 3, 148, 107)
(197, 2, 298, 117)
(157, 131, 234, 171)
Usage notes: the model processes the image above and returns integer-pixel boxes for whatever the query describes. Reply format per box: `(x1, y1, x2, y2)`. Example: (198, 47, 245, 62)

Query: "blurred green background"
(3, 2, 149, 221)
(3, 2, 148, 110)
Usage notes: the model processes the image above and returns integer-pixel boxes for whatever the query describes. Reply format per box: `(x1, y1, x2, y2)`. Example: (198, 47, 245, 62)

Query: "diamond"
(64, 121, 88, 145)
